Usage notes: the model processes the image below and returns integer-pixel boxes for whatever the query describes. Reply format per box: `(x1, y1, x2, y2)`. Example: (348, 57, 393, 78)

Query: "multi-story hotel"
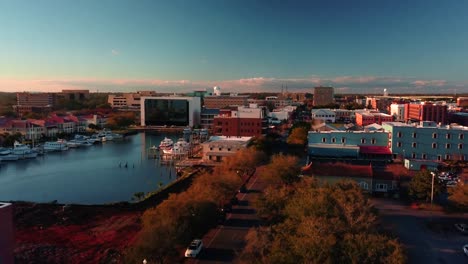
(382, 121, 468, 162)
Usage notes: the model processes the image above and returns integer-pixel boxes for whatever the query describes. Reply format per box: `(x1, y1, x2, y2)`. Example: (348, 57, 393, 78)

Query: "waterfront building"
(382, 121, 468, 162)
(203, 95, 249, 109)
(404, 102, 447, 124)
(307, 130, 391, 160)
(212, 104, 267, 137)
(313, 86, 334, 106)
(311, 109, 336, 123)
(201, 136, 252, 162)
(140, 96, 201, 127)
(355, 110, 393, 126)
(390, 103, 405, 122)
(0, 202, 14, 264)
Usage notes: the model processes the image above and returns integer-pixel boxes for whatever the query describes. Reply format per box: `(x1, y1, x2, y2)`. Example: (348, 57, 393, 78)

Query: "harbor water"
(0, 132, 180, 204)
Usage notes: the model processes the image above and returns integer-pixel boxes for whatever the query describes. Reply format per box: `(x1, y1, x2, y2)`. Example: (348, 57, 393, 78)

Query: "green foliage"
(105, 112, 136, 129)
(343, 101, 365, 110)
(408, 170, 443, 202)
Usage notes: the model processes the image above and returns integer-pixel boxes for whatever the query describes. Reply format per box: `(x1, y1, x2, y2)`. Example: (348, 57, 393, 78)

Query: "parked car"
(455, 224, 468, 235)
(463, 244, 468, 256)
(185, 239, 203, 258)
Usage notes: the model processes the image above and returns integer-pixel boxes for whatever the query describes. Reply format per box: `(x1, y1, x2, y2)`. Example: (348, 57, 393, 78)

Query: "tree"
(260, 154, 301, 185)
(448, 183, 468, 211)
(286, 127, 308, 146)
(408, 170, 443, 202)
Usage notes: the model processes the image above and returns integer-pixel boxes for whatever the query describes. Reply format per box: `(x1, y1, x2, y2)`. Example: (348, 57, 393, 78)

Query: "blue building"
(382, 121, 468, 162)
(307, 130, 391, 159)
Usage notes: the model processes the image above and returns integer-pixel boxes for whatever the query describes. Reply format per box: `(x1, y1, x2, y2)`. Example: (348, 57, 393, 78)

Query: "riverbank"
(13, 166, 204, 263)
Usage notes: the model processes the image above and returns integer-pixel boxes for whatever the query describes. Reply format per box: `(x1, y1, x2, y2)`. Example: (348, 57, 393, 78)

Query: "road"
(373, 199, 468, 264)
(186, 168, 267, 264)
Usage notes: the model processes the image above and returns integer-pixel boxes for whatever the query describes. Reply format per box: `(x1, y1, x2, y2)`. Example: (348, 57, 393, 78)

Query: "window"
(446, 143, 451, 149)
(445, 154, 450, 160)
(432, 133, 437, 139)
(422, 153, 427, 159)
(397, 132, 402, 138)
(437, 155, 442, 161)
(412, 142, 417, 148)
(375, 184, 387, 192)
(371, 138, 376, 144)
(397, 142, 402, 147)
(361, 138, 366, 144)
(322, 138, 326, 143)
(341, 137, 346, 143)
(446, 133, 451, 139)
(331, 138, 336, 143)
(411, 153, 416, 159)
(210, 147, 213, 151)
(412, 132, 417, 138)
(460, 134, 464, 140)
(218, 147, 222, 151)
(432, 143, 437, 149)
(459, 144, 463, 149)
(359, 181, 369, 190)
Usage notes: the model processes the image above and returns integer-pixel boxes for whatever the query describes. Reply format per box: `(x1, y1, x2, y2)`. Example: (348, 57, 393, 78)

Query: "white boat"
(96, 129, 123, 142)
(0, 154, 19, 161)
(44, 140, 69, 152)
(163, 138, 190, 155)
(0, 147, 11, 155)
(12, 141, 38, 159)
(159, 137, 174, 150)
(66, 140, 80, 148)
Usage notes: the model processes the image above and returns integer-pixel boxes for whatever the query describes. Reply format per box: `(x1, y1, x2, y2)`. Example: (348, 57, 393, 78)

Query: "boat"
(0, 147, 11, 155)
(0, 154, 19, 161)
(159, 137, 174, 150)
(43, 140, 69, 152)
(96, 129, 123, 142)
(66, 140, 80, 148)
(163, 138, 190, 155)
(12, 141, 38, 159)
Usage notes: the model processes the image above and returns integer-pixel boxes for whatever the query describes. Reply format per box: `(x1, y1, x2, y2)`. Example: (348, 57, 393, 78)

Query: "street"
(185, 168, 267, 264)
(373, 199, 468, 264)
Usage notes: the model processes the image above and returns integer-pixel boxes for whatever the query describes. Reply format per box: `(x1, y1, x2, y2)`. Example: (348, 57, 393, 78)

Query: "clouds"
(0, 76, 466, 94)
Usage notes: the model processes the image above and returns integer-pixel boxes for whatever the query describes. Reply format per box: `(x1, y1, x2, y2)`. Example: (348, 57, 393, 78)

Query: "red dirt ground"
(14, 204, 142, 264)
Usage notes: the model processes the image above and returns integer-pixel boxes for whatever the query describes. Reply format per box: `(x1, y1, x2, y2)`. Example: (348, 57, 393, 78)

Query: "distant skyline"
(1, 0, 468, 94)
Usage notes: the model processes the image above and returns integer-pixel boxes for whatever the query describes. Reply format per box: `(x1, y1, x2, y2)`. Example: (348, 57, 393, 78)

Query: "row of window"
(402, 153, 466, 161)
(396, 132, 465, 140)
(396, 142, 463, 149)
(321, 138, 377, 144)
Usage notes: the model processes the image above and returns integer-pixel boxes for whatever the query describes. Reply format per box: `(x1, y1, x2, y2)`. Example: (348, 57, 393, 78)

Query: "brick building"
(405, 102, 447, 124)
(313, 87, 334, 106)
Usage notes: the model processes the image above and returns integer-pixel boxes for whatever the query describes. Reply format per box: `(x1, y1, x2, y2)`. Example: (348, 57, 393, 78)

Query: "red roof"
(359, 146, 392, 155)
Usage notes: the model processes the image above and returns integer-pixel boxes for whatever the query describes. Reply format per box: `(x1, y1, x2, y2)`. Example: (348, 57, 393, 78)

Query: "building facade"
(313, 87, 334, 106)
(405, 102, 447, 124)
(200, 108, 220, 131)
(212, 104, 266, 137)
(203, 95, 249, 109)
(201, 136, 252, 162)
(311, 109, 336, 123)
(307, 130, 390, 159)
(355, 110, 393, 126)
(140, 96, 201, 127)
(60, 89, 90, 100)
(382, 121, 468, 161)
(390, 103, 405, 122)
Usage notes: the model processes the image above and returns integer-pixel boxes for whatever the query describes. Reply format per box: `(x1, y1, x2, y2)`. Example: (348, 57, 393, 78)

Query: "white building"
(213, 86, 222, 96)
(311, 109, 336, 123)
(390, 103, 405, 122)
(201, 136, 252, 162)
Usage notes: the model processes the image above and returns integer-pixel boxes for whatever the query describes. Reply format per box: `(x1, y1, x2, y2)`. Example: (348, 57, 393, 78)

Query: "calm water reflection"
(0, 133, 179, 204)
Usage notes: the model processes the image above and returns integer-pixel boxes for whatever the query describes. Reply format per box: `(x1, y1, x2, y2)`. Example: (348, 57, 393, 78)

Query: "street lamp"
(430, 172, 435, 211)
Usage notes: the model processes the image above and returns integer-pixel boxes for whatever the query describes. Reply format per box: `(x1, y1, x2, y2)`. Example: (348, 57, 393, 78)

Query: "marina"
(0, 132, 184, 204)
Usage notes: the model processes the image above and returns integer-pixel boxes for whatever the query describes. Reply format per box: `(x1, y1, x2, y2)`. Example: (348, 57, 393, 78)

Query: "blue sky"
(1, 0, 468, 93)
